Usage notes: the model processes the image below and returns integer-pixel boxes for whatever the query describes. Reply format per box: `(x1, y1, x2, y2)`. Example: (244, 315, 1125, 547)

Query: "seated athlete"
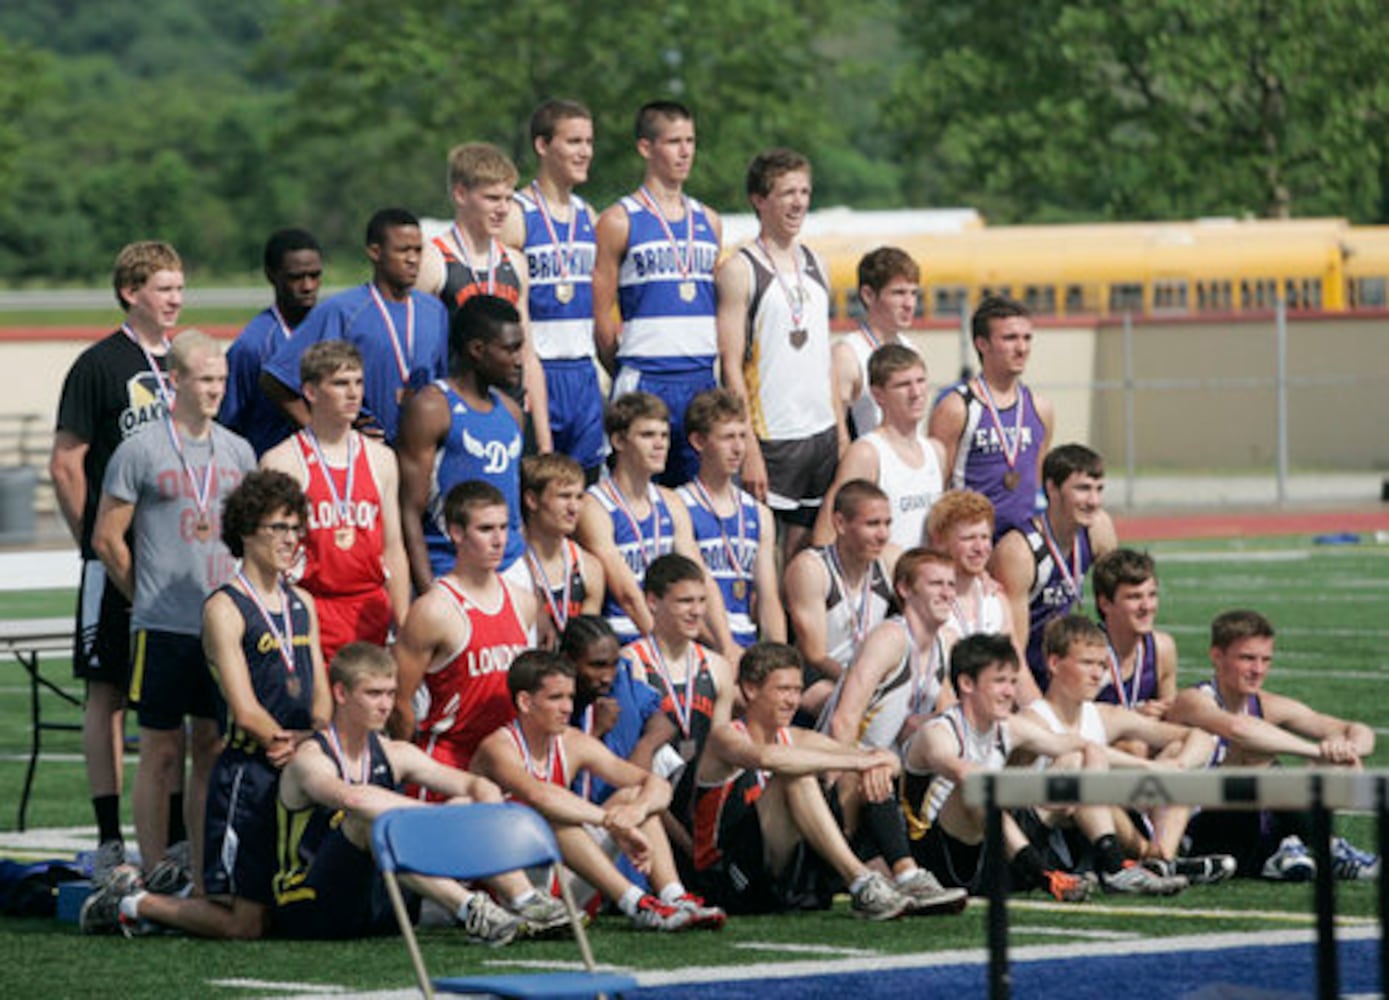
(562, 615, 673, 804)
(822, 547, 960, 757)
(81, 471, 331, 938)
(692, 642, 967, 919)
(784, 479, 901, 718)
(1166, 609, 1379, 881)
(902, 634, 1180, 901)
(270, 643, 568, 941)
(1023, 615, 1227, 881)
(510, 453, 605, 651)
(925, 489, 1012, 639)
(1091, 548, 1178, 733)
(470, 650, 726, 932)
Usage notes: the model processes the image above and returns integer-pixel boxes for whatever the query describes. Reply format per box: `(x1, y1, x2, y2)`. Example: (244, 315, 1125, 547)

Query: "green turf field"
(0, 535, 1383, 999)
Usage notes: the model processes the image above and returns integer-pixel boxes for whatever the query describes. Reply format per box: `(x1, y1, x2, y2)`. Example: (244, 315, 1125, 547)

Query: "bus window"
(932, 285, 966, 318)
(1197, 280, 1232, 312)
(1064, 284, 1086, 314)
(1109, 282, 1144, 314)
(1241, 279, 1276, 310)
(845, 288, 865, 319)
(980, 285, 1012, 301)
(1351, 277, 1386, 308)
(1023, 285, 1056, 315)
(1298, 278, 1322, 310)
(1153, 279, 1189, 313)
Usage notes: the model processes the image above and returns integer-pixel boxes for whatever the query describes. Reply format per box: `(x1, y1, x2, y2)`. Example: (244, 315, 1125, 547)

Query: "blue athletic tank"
(615, 194, 719, 374)
(588, 477, 676, 642)
(943, 380, 1047, 539)
(1021, 517, 1094, 691)
(677, 483, 761, 647)
(220, 307, 298, 457)
(1194, 677, 1263, 765)
(1095, 629, 1159, 709)
(217, 582, 317, 754)
(423, 381, 524, 576)
(516, 190, 597, 360)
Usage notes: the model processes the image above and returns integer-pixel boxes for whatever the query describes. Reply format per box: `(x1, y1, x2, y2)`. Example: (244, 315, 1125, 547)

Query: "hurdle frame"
(962, 768, 1389, 1000)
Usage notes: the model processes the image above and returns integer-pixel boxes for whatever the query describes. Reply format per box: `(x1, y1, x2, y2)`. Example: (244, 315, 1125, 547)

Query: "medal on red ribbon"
(450, 225, 499, 297)
(526, 541, 575, 633)
(600, 477, 664, 571)
(531, 181, 578, 305)
(756, 237, 809, 348)
(689, 478, 749, 604)
(1038, 513, 1083, 610)
(367, 283, 415, 389)
(303, 428, 358, 550)
(638, 186, 697, 302)
(164, 414, 217, 541)
(975, 378, 1026, 490)
(122, 324, 174, 410)
(235, 569, 302, 701)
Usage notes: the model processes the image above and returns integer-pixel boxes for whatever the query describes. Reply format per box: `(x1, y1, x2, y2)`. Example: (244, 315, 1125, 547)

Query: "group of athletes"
(50, 97, 1379, 945)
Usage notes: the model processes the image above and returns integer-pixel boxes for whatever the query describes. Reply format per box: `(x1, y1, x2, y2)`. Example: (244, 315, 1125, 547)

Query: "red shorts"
(315, 589, 391, 666)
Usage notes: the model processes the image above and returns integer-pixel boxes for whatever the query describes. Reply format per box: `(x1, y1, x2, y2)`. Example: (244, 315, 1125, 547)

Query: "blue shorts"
(611, 364, 717, 488)
(272, 826, 414, 939)
(128, 629, 224, 730)
(544, 358, 606, 473)
(203, 751, 280, 904)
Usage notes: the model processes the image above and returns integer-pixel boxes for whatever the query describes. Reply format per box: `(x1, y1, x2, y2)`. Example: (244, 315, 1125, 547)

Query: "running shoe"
(512, 892, 574, 937)
(460, 893, 523, 947)
(144, 840, 193, 896)
(896, 868, 969, 915)
(849, 872, 910, 921)
(1040, 868, 1095, 903)
(672, 892, 727, 930)
(1102, 861, 1187, 895)
(1330, 836, 1380, 881)
(629, 894, 696, 932)
(78, 865, 143, 936)
(90, 839, 128, 888)
(1262, 835, 1315, 882)
(1143, 854, 1236, 886)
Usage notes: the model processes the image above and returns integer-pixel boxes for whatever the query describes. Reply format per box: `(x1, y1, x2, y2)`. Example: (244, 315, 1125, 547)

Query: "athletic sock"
(456, 893, 478, 923)
(119, 891, 147, 921)
(167, 794, 187, 847)
(617, 885, 645, 916)
(1009, 845, 1046, 890)
(658, 882, 688, 905)
(860, 798, 912, 866)
(1094, 834, 1125, 875)
(848, 872, 873, 895)
(93, 795, 122, 844)
(510, 888, 540, 909)
(895, 865, 923, 885)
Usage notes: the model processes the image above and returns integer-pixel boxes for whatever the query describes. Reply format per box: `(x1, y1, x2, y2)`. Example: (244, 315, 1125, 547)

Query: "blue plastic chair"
(372, 802, 638, 999)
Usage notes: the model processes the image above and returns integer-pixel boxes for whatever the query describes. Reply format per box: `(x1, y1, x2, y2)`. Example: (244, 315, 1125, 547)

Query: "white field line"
(479, 959, 628, 971)
(1011, 925, 1140, 940)
(0, 752, 85, 763)
(247, 925, 1381, 1000)
(208, 981, 347, 995)
(733, 941, 881, 956)
(1006, 898, 1377, 925)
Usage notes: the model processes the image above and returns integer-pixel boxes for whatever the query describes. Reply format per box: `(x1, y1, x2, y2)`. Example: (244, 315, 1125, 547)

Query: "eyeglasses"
(259, 521, 305, 538)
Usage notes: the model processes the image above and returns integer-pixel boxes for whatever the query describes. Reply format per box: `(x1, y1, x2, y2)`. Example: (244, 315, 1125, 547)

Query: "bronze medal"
(679, 280, 697, 302)
(334, 526, 355, 549)
(555, 281, 574, 304)
(731, 578, 748, 602)
(1002, 470, 1021, 491)
(194, 519, 212, 541)
(286, 674, 302, 699)
(677, 738, 697, 762)
(789, 328, 808, 349)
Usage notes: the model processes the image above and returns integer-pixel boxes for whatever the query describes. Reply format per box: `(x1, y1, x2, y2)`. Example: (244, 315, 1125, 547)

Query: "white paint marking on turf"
(1011, 926, 1139, 941)
(208, 980, 346, 995)
(479, 959, 626, 972)
(733, 941, 881, 956)
(1007, 898, 1376, 926)
(1160, 550, 1311, 564)
(0, 752, 85, 763)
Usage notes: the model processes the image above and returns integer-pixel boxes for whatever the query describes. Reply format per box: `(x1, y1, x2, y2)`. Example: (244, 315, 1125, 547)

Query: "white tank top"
(1027, 699, 1107, 768)
(864, 431, 941, 550)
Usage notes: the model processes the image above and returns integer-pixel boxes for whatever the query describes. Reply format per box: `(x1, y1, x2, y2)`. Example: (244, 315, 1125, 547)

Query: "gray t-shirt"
(103, 421, 256, 634)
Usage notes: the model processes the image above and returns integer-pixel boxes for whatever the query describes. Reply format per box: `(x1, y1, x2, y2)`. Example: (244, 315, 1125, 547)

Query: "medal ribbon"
(1038, 514, 1082, 608)
(367, 283, 415, 383)
(638, 186, 693, 280)
(121, 324, 174, 409)
(950, 576, 983, 636)
(164, 414, 216, 531)
(643, 638, 697, 738)
(303, 428, 357, 528)
(974, 378, 1025, 472)
(508, 720, 556, 782)
(235, 569, 297, 678)
(450, 225, 498, 295)
(601, 477, 662, 570)
(690, 478, 748, 595)
(326, 723, 370, 785)
(826, 544, 872, 646)
(531, 182, 576, 283)
(269, 305, 293, 342)
(525, 540, 575, 632)
(1105, 632, 1145, 709)
(755, 237, 806, 329)
(857, 320, 882, 350)
(578, 704, 595, 800)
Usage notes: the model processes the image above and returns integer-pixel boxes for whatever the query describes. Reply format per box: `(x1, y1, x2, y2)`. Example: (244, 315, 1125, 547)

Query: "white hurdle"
(961, 768, 1389, 1000)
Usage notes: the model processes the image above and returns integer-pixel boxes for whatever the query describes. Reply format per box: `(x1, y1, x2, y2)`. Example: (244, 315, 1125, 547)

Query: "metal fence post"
(1275, 297, 1289, 503)
(1123, 311, 1136, 509)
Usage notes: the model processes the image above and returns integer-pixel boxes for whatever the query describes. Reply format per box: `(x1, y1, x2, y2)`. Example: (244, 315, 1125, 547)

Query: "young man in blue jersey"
(503, 99, 605, 481)
(678, 389, 784, 649)
(717, 148, 842, 562)
(594, 100, 723, 488)
(1167, 609, 1379, 881)
(398, 295, 527, 590)
(263, 208, 449, 444)
(220, 229, 323, 456)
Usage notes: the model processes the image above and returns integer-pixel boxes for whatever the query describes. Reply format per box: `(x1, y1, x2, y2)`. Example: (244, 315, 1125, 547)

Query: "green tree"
(888, 0, 1389, 221)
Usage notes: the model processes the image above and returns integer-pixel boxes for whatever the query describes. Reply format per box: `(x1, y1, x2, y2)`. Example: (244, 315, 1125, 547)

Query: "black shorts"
(1012, 806, 1089, 872)
(761, 426, 838, 528)
(128, 629, 224, 730)
(203, 752, 280, 904)
(272, 828, 414, 939)
(73, 560, 131, 686)
(912, 824, 986, 893)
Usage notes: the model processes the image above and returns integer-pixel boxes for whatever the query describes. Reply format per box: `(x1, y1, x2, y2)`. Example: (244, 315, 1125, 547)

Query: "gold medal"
(334, 526, 355, 549)
(789, 328, 808, 349)
(679, 280, 697, 302)
(731, 578, 748, 602)
(194, 519, 212, 541)
(555, 281, 574, 304)
(1002, 470, 1021, 491)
